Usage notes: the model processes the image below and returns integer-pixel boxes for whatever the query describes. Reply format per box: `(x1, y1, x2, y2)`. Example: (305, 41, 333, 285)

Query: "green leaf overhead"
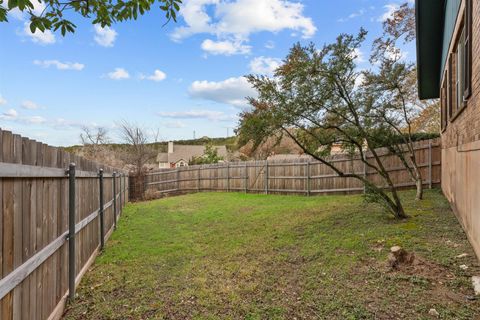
(0, 0, 182, 35)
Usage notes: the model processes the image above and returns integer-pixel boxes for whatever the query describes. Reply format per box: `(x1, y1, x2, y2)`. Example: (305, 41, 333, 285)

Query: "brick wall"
(440, 0, 480, 259)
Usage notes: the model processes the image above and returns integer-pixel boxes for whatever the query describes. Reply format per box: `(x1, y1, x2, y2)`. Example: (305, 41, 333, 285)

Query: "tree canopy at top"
(0, 0, 181, 35)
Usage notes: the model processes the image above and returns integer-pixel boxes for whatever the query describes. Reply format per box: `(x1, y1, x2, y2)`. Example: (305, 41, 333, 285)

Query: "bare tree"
(117, 120, 156, 176)
(151, 127, 163, 143)
(79, 126, 110, 160)
(80, 126, 110, 145)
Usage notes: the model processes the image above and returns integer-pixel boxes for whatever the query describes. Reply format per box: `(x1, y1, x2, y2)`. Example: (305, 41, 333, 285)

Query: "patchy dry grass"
(63, 190, 480, 319)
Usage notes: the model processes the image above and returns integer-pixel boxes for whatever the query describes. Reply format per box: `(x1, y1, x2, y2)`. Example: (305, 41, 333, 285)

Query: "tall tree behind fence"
(135, 139, 441, 200)
(0, 129, 129, 320)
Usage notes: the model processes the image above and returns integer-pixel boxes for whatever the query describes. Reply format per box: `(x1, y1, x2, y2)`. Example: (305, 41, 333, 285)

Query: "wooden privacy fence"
(140, 139, 441, 199)
(0, 129, 129, 320)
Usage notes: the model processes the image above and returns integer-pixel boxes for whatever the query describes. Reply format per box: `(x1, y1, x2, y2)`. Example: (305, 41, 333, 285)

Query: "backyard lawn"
(64, 190, 480, 319)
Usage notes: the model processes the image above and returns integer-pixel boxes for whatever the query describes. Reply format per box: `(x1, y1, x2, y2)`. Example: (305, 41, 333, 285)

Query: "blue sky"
(0, 0, 414, 146)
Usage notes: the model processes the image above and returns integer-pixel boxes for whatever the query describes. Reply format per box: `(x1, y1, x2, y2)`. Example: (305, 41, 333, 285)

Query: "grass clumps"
(64, 190, 480, 319)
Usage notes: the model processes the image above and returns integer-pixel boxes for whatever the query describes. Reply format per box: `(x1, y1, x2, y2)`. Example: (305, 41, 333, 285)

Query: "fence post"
(428, 140, 432, 189)
(306, 161, 311, 196)
(143, 172, 147, 199)
(363, 154, 367, 194)
(176, 168, 180, 192)
(244, 162, 248, 193)
(125, 174, 127, 202)
(113, 172, 117, 230)
(98, 169, 105, 251)
(265, 161, 269, 194)
(227, 163, 230, 192)
(197, 166, 201, 192)
(67, 163, 76, 301)
(124, 173, 127, 204)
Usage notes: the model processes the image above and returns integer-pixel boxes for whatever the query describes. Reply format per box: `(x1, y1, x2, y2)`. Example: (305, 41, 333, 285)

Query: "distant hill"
(62, 136, 240, 171)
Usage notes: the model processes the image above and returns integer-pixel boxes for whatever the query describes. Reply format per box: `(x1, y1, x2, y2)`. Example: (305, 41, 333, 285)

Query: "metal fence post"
(306, 161, 311, 196)
(265, 161, 269, 194)
(428, 140, 433, 189)
(67, 163, 76, 301)
(98, 169, 105, 251)
(113, 172, 117, 230)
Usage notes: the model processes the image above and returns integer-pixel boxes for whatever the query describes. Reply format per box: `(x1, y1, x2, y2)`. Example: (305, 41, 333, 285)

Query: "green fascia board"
(415, 0, 446, 99)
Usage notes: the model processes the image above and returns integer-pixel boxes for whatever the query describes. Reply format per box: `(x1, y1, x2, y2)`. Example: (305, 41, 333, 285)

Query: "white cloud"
(8, 0, 45, 20)
(0, 94, 7, 105)
(23, 22, 56, 45)
(249, 56, 281, 75)
(106, 68, 130, 80)
(21, 100, 40, 110)
(351, 48, 365, 64)
(354, 72, 366, 89)
(94, 25, 117, 47)
(338, 8, 365, 22)
(265, 40, 275, 49)
(162, 121, 187, 128)
(158, 110, 237, 122)
(201, 39, 251, 55)
(33, 59, 85, 71)
(188, 76, 257, 108)
(379, 4, 398, 22)
(25, 116, 47, 124)
(51, 118, 85, 128)
(1, 109, 18, 120)
(171, 0, 316, 55)
(140, 69, 167, 82)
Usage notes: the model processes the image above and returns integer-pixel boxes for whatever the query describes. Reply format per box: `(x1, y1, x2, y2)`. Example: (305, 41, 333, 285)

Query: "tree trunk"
(390, 187, 407, 219)
(365, 180, 407, 220)
(415, 178, 423, 200)
(406, 150, 424, 201)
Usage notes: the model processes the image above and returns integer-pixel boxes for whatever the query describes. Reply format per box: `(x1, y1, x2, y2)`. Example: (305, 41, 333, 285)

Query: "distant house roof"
(157, 153, 169, 162)
(415, 0, 446, 99)
(157, 145, 228, 164)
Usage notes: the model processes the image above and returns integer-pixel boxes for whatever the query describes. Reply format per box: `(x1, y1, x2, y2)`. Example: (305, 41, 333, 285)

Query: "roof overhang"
(415, 0, 446, 99)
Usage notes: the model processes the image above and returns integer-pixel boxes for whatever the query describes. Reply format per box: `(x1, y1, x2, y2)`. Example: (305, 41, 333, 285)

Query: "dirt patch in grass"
(63, 190, 480, 319)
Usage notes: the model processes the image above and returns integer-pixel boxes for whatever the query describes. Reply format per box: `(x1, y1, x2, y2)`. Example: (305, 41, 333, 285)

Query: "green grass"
(64, 190, 480, 319)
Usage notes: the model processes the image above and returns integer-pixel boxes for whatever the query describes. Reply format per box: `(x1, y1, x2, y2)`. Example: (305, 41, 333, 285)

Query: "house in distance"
(156, 141, 228, 168)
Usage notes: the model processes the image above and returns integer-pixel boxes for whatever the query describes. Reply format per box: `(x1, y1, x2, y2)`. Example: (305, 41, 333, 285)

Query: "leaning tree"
(238, 30, 408, 219)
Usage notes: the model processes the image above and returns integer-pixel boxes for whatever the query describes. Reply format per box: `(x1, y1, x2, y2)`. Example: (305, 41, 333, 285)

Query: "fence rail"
(135, 138, 441, 200)
(0, 129, 129, 320)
